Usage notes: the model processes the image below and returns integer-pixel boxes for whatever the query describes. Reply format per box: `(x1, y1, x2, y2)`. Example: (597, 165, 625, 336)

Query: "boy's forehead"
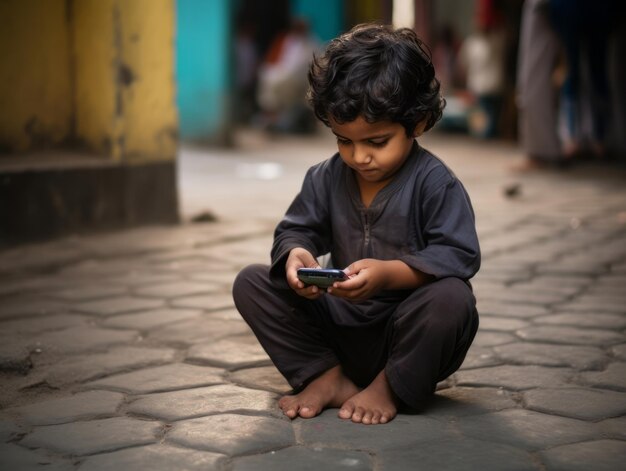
(329, 116, 400, 136)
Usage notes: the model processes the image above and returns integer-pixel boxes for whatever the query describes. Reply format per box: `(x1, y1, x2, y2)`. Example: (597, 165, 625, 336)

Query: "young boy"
(233, 24, 480, 425)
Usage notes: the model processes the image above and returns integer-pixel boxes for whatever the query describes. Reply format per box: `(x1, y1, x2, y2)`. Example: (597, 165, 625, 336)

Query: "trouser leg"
(232, 264, 340, 390)
(385, 277, 479, 409)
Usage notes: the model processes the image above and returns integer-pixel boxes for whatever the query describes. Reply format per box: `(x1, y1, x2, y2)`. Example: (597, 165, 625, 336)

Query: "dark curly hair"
(307, 23, 445, 135)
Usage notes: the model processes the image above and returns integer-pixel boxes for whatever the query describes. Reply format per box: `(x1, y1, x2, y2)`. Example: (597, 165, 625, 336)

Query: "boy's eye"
(369, 140, 388, 148)
(336, 137, 351, 146)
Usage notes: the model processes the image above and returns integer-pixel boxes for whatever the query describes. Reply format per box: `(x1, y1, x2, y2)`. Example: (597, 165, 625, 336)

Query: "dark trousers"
(232, 264, 479, 409)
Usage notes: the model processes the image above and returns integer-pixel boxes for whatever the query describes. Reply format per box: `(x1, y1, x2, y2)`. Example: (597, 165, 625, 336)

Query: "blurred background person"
(256, 18, 319, 134)
(515, 0, 562, 169)
(234, 15, 260, 125)
(547, 0, 618, 160)
(458, 0, 506, 139)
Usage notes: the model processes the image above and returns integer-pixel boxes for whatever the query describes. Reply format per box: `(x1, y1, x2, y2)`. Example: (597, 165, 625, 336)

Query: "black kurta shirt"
(270, 141, 481, 295)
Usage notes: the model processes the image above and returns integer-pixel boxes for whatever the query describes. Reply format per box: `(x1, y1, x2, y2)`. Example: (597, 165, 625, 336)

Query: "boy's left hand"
(327, 258, 388, 302)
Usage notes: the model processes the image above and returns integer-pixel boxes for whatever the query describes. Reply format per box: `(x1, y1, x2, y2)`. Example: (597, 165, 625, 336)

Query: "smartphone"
(297, 268, 348, 288)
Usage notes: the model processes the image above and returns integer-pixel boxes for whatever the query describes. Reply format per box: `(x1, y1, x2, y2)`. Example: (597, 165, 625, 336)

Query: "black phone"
(297, 268, 348, 288)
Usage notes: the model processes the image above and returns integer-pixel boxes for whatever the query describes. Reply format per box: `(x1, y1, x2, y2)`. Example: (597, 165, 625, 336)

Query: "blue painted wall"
(291, 0, 344, 42)
(176, 0, 232, 141)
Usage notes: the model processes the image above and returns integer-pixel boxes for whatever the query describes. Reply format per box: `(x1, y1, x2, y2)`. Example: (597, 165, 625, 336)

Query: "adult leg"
(384, 277, 479, 409)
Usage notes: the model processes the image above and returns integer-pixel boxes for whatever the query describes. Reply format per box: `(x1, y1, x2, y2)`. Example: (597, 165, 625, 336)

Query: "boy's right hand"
(286, 248, 324, 300)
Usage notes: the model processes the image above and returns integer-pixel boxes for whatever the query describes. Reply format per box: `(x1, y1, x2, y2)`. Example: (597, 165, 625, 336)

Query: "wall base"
(0, 159, 179, 247)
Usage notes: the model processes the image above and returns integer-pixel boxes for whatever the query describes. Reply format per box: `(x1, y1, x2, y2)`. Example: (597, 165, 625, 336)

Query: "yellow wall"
(0, 0, 72, 152)
(0, 0, 177, 163)
(74, 0, 177, 163)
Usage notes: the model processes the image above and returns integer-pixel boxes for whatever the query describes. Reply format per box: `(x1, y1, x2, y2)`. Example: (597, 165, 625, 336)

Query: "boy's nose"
(352, 146, 372, 165)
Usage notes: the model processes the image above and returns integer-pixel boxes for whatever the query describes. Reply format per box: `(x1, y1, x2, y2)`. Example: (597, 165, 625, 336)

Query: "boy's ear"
(412, 120, 428, 137)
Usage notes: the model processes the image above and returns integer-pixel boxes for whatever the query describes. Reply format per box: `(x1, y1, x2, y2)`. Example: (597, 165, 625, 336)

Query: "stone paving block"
(0, 297, 69, 320)
(0, 275, 52, 297)
(186, 336, 271, 369)
(128, 384, 279, 421)
(579, 362, 626, 391)
(479, 289, 567, 306)
(457, 346, 501, 370)
(377, 438, 538, 471)
(189, 271, 238, 287)
(535, 260, 608, 277)
(87, 363, 224, 394)
(508, 278, 584, 296)
(105, 272, 181, 287)
(151, 259, 223, 274)
(101, 308, 203, 331)
(7, 390, 124, 425)
(227, 366, 292, 394)
(597, 416, 626, 439)
(555, 297, 626, 314)
(454, 365, 574, 390)
(0, 313, 90, 336)
(476, 300, 551, 318)
(612, 344, 626, 361)
(51, 285, 127, 301)
(478, 316, 530, 332)
(232, 446, 373, 471)
(0, 443, 74, 471)
(74, 296, 165, 316)
(296, 409, 452, 451)
(134, 281, 218, 299)
(203, 307, 243, 321)
(515, 325, 623, 346)
(493, 342, 607, 370)
(0, 419, 22, 441)
(149, 317, 251, 345)
(31, 326, 138, 354)
(59, 259, 135, 277)
(20, 417, 161, 456)
(35, 346, 177, 387)
(0, 337, 31, 372)
(424, 387, 517, 418)
(167, 413, 294, 456)
(170, 293, 234, 311)
(472, 331, 516, 347)
(77, 444, 226, 471)
(522, 387, 626, 421)
(534, 312, 626, 329)
(456, 409, 598, 451)
(539, 439, 626, 471)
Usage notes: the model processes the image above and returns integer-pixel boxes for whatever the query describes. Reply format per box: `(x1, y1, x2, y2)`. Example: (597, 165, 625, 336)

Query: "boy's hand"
(327, 259, 389, 302)
(328, 259, 433, 302)
(286, 247, 324, 300)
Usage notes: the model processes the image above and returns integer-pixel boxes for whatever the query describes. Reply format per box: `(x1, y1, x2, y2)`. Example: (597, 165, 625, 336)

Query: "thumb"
(343, 261, 360, 276)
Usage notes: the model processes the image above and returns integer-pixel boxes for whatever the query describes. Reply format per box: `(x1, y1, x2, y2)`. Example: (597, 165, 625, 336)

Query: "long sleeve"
(269, 162, 334, 285)
(400, 169, 481, 280)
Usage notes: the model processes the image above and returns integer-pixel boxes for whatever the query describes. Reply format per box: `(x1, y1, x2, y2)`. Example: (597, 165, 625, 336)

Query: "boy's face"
(330, 116, 421, 187)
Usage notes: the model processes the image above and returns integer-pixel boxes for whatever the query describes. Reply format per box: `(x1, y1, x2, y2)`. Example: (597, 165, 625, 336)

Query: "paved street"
(1, 130, 625, 470)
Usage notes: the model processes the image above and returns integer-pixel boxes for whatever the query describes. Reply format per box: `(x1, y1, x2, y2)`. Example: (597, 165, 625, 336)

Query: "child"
(233, 24, 480, 425)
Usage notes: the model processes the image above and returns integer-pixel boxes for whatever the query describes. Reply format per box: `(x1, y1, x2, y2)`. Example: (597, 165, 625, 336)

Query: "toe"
(351, 406, 364, 423)
(371, 411, 381, 425)
(361, 411, 373, 425)
(299, 405, 317, 419)
(338, 401, 354, 420)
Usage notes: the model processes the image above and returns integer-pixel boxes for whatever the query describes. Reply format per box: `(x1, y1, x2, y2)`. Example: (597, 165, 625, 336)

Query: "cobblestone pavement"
(1, 131, 625, 470)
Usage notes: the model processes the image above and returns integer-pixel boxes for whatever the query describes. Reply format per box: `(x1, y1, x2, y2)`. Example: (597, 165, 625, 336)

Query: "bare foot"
(278, 366, 359, 419)
(338, 370, 398, 425)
